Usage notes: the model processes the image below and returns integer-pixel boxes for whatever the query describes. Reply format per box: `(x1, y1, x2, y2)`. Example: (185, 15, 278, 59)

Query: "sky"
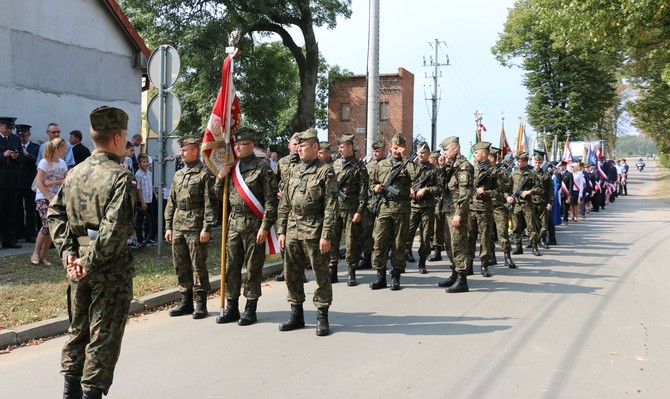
(307, 0, 530, 149)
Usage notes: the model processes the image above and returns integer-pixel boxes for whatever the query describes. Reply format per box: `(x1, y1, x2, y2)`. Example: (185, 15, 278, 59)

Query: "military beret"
(516, 151, 529, 160)
(429, 151, 440, 159)
(439, 136, 459, 149)
(178, 135, 201, 147)
(319, 141, 331, 151)
(0, 117, 17, 127)
(472, 141, 491, 152)
(336, 134, 355, 145)
(371, 139, 386, 150)
(417, 141, 430, 152)
(232, 127, 257, 143)
(532, 155, 544, 162)
(490, 147, 500, 155)
(15, 124, 32, 134)
(89, 106, 128, 131)
(391, 133, 407, 146)
(290, 132, 301, 141)
(296, 128, 318, 143)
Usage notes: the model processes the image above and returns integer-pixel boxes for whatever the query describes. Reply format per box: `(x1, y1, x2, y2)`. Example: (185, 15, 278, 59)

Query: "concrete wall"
(0, 0, 144, 147)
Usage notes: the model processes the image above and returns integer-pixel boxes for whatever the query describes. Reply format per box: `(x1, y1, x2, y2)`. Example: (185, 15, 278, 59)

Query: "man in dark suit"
(69, 130, 91, 165)
(16, 124, 39, 243)
(0, 116, 24, 248)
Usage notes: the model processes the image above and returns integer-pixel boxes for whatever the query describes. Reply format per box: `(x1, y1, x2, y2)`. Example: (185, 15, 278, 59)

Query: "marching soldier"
(488, 147, 516, 268)
(328, 134, 368, 286)
(428, 151, 444, 262)
(274, 133, 300, 282)
(214, 128, 278, 326)
(276, 128, 338, 336)
(531, 151, 554, 248)
(509, 151, 543, 256)
(358, 139, 386, 270)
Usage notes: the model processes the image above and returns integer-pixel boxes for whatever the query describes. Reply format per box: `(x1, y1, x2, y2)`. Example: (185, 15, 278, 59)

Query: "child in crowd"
(123, 142, 135, 171)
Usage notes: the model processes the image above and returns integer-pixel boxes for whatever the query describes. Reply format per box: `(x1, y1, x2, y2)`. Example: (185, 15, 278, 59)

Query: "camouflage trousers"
(467, 208, 494, 263)
(284, 235, 332, 308)
(512, 203, 539, 245)
(442, 210, 470, 272)
(360, 208, 376, 255)
(532, 203, 549, 239)
(492, 206, 512, 253)
(329, 208, 363, 267)
(61, 276, 133, 395)
(432, 208, 445, 247)
(372, 202, 410, 271)
(406, 206, 435, 258)
(172, 230, 211, 293)
(225, 214, 264, 300)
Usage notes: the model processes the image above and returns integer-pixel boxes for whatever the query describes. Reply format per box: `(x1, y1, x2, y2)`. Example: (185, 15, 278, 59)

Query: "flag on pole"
(499, 123, 512, 158)
(562, 135, 572, 164)
(515, 119, 527, 152)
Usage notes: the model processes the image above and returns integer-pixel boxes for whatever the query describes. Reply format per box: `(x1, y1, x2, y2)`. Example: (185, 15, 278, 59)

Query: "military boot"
(480, 259, 492, 277)
(347, 265, 357, 287)
(193, 291, 208, 319)
(63, 375, 82, 399)
(532, 243, 541, 256)
(540, 236, 549, 249)
(438, 270, 458, 287)
(274, 272, 285, 282)
(369, 269, 388, 290)
(406, 251, 416, 263)
(418, 256, 428, 274)
(329, 266, 339, 283)
(504, 251, 517, 268)
(446, 272, 469, 293)
(488, 248, 498, 265)
(169, 289, 194, 317)
(358, 252, 372, 269)
(238, 299, 258, 326)
(466, 259, 474, 275)
(512, 243, 523, 255)
(82, 388, 103, 399)
(215, 298, 239, 324)
(428, 245, 443, 262)
(315, 307, 330, 336)
(390, 268, 402, 291)
(278, 304, 305, 331)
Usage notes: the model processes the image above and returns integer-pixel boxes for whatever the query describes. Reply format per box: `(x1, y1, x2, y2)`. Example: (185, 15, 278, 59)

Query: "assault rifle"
(411, 166, 434, 194)
(337, 157, 365, 202)
(371, 153, 417, 215)
(511, 173, 532, 204)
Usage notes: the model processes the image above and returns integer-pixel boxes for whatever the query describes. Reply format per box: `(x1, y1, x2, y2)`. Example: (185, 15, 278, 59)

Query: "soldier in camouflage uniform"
(358, 139, 386, 270)
(509, 151, 543, 256)
(532, 152, 554, 249)
(276, 128, 338, 336)
(48, 106, 134, 399)
(164, 136, 216, 319)
(369, 133, 419, 291)
(328, 134, 368, 286)
(274, 133, 300, 282)
(318, 141, 333, 164)
(214, 128, 278, 326)
(428, 151, 445, 262)
(436, 136, 473, 293)
(487, 147, 516, 268)
(405, 142, 441, 274)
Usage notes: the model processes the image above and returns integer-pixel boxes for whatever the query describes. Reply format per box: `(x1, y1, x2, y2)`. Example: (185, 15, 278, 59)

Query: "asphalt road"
(2, 160, 669, 398)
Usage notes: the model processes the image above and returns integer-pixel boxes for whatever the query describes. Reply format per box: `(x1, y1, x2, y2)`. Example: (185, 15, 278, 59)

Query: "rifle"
(371, 153, 417, 215)
(411, 166, 434, 194)
(511, 173, 532, 204)
(337, 157, 365, 202)
(471, 163, 498, 196)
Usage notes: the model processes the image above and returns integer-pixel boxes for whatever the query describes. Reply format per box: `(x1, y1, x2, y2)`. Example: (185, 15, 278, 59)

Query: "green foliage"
(614, 135, 658, 158)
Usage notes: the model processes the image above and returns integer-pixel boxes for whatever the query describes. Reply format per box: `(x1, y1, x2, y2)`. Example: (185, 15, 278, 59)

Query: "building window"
(340, 103, 351, 121)
(379, 101, 389, 121)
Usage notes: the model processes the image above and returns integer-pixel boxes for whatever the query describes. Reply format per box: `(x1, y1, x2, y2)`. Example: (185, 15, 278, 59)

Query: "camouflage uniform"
(360, 156, 382, 259)
(430, 153, 446, 261)
(532, 163, 554, 243)
(510, 156, 543, 251)
(467, 154, 497, 274)
(48, 106, 134, 396)
(447, 154, 474, 273)
(406, 159, 440, 270)
(492, 163, 513, 254)
(437, 165, 456, 266)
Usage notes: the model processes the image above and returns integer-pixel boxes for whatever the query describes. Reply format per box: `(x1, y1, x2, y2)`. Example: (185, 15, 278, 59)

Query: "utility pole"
(423, 39, 449, 150)
(365, 0, 380, 156)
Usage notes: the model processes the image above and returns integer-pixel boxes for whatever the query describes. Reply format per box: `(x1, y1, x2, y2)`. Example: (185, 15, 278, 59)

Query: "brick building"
(328, 67, 414, 156)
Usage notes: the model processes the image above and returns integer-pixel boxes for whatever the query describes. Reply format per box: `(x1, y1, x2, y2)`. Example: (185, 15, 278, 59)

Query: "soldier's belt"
(387, 195, 409, 201)
(178, 202, 204, 210)
(293, 206, 324, 216)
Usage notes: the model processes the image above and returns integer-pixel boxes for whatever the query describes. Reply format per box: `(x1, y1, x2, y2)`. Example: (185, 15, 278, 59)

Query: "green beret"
(490, 147, 500, 155)
(336, 133, 355, 145)
(517, 151, 529, 160)
(371, 139, 386, 150)
(429, 151, 440, 159)
(296, 128, 318, 143)
(472, 141, 491, 152)
(439, 136, 459, 149)
(319, 141, 331, 151)
(178, 135, 200, 147)
(532, 155, 544, 162)
(0, 117, 17, 127)
(89, 106, 128, 131)
(417, 141, 431, 152)
(391, 133, 406, 146)
(15, 124, 32, 134)
(232, 127, 257, 143)
(290, 132, 301, 141)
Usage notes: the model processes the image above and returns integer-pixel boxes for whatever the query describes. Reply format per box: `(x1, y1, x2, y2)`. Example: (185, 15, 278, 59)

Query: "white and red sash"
(231, 162, 280, 255)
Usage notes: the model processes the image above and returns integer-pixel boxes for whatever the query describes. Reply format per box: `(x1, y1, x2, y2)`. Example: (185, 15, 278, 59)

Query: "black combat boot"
(63, 375, 82, 399)
(329, 266, 339, 283)
(428, 245, 443, 262)
(238, 299, 258, 326)
(513, 243, 523, 255)
(390, 268, 402, 290)
(532, 243, 541, 256)
(339, 248, 346, 259)
(406, 251, 416, 263)
(82, 388, 103, 399)
(278, 304, 305, 331)
(192, 291, 208, 319)
(480, 259, 492, 277)
(358, 252, 372, 269)
(369, 269, 387, 290)
(316, 307, 330, 336)
(540, 236, 549, 249)
(488, 248, 498, 265)
(418, 256, 428, 274)
(215, 298, 239, 324)
(466, 259, 474, 275)
(169, 289, 194, 317)
(438, 270, 458, 287)
(446, 272, 469, 293)
(275, 272, 285, 281)
(347, 266, 357, 287)
(504, 251, 517, 268)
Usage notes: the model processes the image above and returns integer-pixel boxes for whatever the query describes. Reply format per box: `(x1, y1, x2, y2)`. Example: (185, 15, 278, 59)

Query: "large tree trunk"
(292, 22, 319, 132)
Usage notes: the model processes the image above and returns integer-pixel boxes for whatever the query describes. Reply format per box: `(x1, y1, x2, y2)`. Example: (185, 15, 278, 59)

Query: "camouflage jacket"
(447, 155, 473, 218)
(492, 167, 513, 209)
(532, 168, 555, 206)
(333, 155, 368, 214)
(215, 154, 278, 231)
(277, 159, 338, 241)
(47, 150, 135, 281)
(276, 153, 299, 195)
(510, 166, 543, 204)
(411, 161, 441, 209)
(365, 158, 382, 212)
(165, 161, 216, 232)
(369, 156, 419, 213)
(470, 160, 498, 211)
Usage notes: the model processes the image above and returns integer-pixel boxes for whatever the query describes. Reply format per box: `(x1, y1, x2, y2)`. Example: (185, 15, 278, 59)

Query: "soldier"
(274, 133, 300, 282)
(276, 128, 337, 336)
(436, 136, 473, 293)
(0, 116, 23, 248)
(428, 151, 444, 262)
(16, 124, 39, 243)
(509, 151, 542, 256)
(214, 128, 278, 326)
(466, 141, 498, 277)
(369, 133, 419, 291)
(487, 147, 516, 268)
(405, 142, 440, 274)
(48, 106, 135, 399)
(318, 141, 333, 163)
(531, 151, 554, 248)
(328, 133, 368, 286)
(164, 136, 216, 319)
(358, 139, 386, 270)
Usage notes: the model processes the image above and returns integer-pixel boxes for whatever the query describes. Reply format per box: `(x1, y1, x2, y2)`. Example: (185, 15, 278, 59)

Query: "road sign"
(147, 45, 181, 89)
(147, 92, 181, 135)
